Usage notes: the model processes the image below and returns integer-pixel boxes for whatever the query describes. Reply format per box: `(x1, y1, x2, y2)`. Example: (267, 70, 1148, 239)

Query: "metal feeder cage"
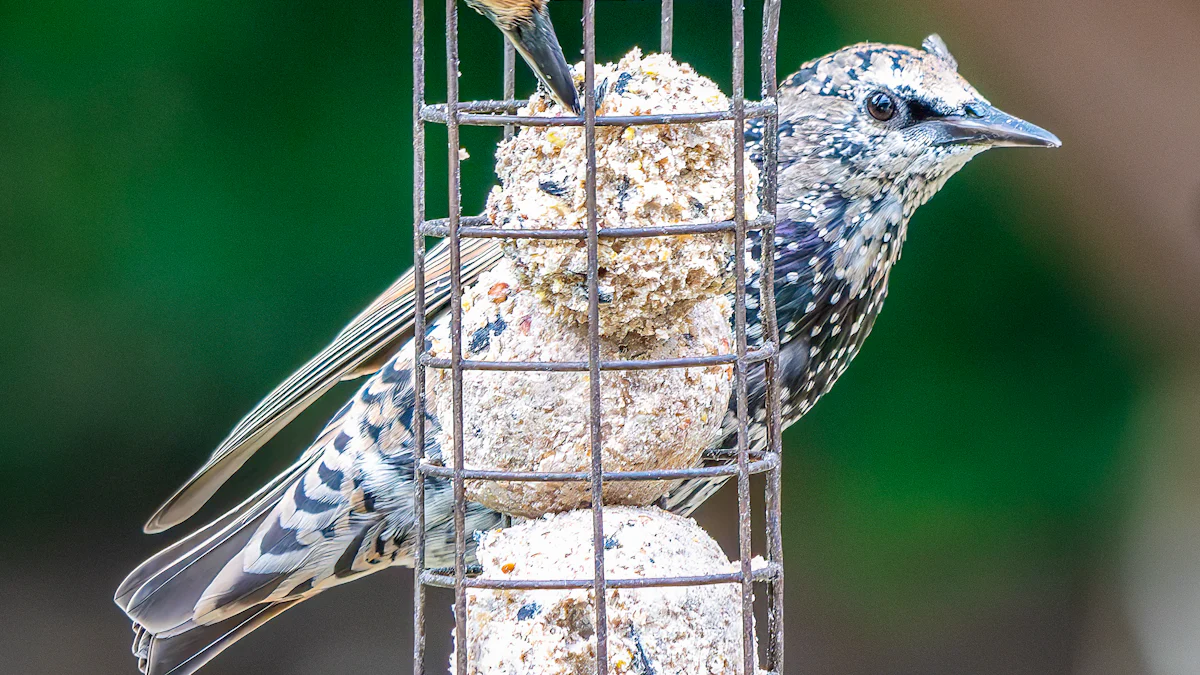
(410, 0, 784, 672)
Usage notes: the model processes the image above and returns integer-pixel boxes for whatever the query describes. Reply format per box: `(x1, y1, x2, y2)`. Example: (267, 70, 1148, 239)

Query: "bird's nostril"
(964, 104, 984, 119)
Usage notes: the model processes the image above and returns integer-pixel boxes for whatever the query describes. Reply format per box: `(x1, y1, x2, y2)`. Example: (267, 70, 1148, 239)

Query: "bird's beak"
(929, 103, 1061, 148)
(507, 7, 581, 113)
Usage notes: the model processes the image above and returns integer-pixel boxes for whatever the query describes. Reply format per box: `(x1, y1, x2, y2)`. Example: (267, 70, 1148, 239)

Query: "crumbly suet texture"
(450, 507, 757, 675)
(485, 49, 759, 339)
(427, 260, 733, 518)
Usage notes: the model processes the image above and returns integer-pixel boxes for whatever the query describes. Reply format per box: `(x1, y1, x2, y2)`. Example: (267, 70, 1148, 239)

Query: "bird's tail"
(114, 453, 296, 674)
(128, 601, 298, 675)
(113, 448, 380, 675)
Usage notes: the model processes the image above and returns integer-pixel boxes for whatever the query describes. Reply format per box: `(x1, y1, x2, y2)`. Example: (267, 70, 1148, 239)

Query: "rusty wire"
(412, 0, 784, 673)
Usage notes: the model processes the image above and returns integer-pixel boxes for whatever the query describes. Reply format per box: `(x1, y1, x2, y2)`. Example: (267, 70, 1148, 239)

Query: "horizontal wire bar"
(420, 99, 775, 127)
(420, 561, 782, 590)
(420, 214, 773, 239)
(418, 452, 778, 482)
(421, 342, 776, 373)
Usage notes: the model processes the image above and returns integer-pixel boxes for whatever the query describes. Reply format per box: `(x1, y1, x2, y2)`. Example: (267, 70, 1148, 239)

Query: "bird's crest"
(921, 34, 958, 71)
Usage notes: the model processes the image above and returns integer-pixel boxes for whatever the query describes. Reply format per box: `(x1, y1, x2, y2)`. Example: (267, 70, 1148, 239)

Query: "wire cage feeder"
(410, 0, 784, 672)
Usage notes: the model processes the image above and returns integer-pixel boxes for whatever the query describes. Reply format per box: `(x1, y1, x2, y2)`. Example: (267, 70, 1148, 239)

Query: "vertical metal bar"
(411, 0, 427, 671)
(445, 0, 468, 671)
(759, 0, 784, 672)
(730, 0, 755, 673)
(500, 28, 517, 540)
(660, 0, 673, 54)
(503, 41, 516, 141)
(581, 0, 607, 672)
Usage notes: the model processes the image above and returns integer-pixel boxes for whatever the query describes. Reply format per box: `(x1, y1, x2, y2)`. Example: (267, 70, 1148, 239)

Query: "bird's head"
(775, 35, 1059, 212)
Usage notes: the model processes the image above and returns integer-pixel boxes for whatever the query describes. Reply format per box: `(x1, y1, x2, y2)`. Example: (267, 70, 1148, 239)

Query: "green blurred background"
(3, 1, 1199, 673)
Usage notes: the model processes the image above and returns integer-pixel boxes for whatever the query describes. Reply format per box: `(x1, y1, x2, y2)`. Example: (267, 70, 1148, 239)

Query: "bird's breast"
(766, 188, 906, 419)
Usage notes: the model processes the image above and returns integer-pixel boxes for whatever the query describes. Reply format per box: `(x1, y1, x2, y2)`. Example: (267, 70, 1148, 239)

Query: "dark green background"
(2, 1, 1164, 673)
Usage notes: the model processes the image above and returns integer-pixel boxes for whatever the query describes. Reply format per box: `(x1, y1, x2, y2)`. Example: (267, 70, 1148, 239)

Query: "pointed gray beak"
(930, 102, 1061, 148)
(506, 6, 580, 113)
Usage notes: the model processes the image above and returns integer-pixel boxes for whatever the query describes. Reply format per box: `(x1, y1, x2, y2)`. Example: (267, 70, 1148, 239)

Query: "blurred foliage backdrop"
(5, 1, 1198, 674)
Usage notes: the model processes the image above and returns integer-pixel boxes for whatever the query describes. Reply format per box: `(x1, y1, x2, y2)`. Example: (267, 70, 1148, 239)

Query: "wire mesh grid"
(411, 0, 784, 672)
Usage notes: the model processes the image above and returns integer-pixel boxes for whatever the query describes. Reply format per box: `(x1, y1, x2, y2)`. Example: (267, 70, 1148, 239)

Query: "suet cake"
(486, 49, 759, 339)
(451, 507, 757, 675)
(426, 259, 732, 517)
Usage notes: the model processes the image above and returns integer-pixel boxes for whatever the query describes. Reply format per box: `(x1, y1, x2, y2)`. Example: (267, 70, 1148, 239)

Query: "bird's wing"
(143, 236, 505, 534)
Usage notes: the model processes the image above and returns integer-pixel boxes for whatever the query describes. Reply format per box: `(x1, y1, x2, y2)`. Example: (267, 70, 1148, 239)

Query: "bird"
(464, 0, 581, 113)
(114, 35, 1059, 675)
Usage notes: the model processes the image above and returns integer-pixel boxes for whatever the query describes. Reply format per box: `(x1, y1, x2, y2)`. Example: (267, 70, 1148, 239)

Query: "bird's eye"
(866, 91, 896, 121)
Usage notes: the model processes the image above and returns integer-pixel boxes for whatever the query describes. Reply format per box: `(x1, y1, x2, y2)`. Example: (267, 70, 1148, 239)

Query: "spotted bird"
(115, 36, 1059, 675)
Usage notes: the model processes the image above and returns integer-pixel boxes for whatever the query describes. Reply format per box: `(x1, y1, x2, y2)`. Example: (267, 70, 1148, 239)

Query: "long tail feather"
(133, 601, 299, 675)
(144, 238, 503, 534)
(118, 325, 503, 674)
(116, 453, 318, 629)
(123, 508, 275, 634)
(115, 456, 310, 612)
